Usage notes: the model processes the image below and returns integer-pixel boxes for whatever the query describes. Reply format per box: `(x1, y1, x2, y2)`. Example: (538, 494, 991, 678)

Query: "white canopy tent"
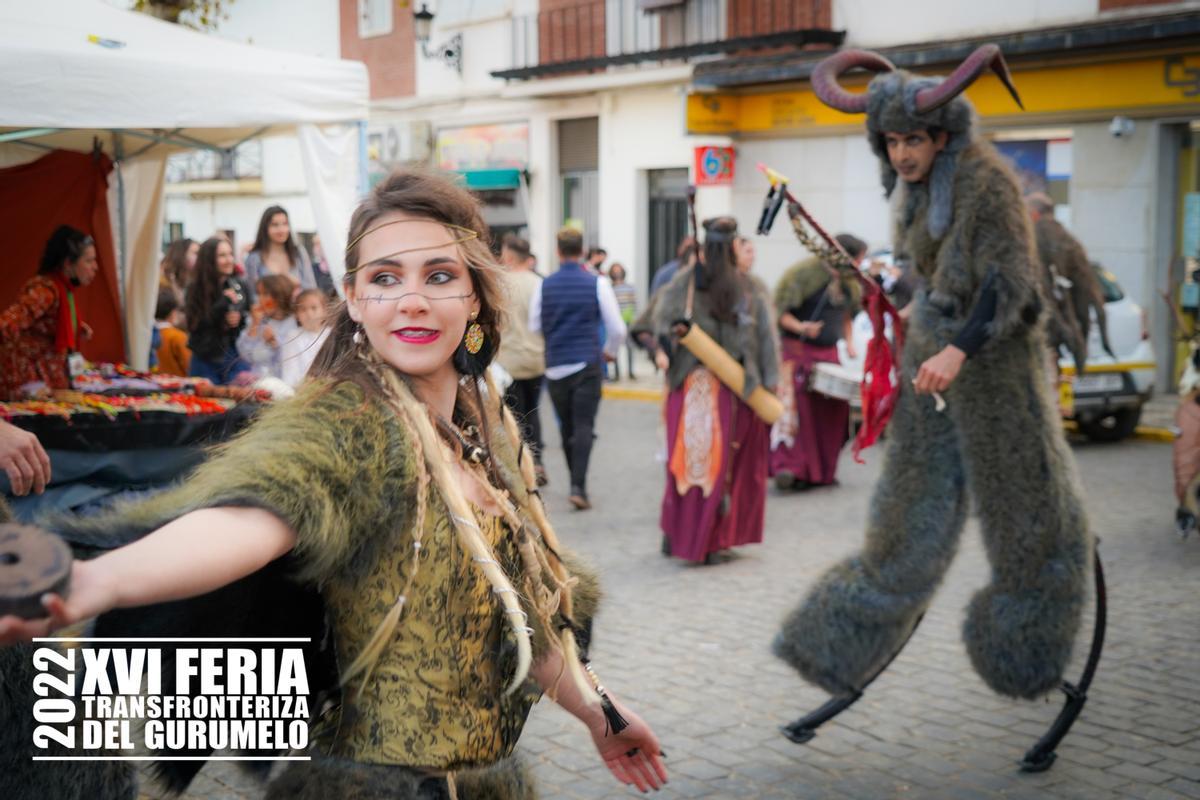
(0, 0, 368, 368)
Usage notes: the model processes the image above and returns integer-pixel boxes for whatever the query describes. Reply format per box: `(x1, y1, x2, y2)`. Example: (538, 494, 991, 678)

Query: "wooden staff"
(674, 319, 784, 425)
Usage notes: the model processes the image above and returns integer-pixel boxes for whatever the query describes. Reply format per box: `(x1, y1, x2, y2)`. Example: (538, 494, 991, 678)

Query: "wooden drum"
(0, 524, 72, 620)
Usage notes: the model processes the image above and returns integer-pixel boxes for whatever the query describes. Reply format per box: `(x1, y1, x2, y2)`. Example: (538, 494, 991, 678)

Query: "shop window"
(993, 129, 1073, 226)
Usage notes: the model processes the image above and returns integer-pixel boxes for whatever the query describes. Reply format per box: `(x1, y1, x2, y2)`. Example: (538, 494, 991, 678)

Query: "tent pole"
(358, 120, 369, 197)
(114, 133, 131, 362)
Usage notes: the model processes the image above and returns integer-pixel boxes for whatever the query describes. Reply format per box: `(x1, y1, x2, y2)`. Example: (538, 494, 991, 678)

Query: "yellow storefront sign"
(688, 52, 1200, 136)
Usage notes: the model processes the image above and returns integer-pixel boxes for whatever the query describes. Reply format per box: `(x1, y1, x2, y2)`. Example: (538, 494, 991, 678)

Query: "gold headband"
(345, 219, 480, 275)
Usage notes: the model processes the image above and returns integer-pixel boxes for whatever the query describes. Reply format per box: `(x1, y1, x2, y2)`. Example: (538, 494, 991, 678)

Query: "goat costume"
(0, 380, 602, 800)
(774, 48, 1094, 706)
(1034, 212, 1114, 375)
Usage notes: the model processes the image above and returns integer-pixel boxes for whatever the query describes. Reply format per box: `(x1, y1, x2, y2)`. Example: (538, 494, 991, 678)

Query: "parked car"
(1058, 264, 1156, 442)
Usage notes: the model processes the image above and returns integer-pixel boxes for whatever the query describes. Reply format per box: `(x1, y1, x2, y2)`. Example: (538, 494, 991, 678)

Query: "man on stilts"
(773, 46, 1095, 737)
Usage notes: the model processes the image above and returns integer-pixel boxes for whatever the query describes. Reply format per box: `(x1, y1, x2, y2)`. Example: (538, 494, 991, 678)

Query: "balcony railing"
(498, 0, 840, 81)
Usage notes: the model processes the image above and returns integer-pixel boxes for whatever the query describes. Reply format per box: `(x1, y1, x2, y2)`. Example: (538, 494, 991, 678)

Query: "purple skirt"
(769, 338, 850, 486)
(660, 371, 769, 563)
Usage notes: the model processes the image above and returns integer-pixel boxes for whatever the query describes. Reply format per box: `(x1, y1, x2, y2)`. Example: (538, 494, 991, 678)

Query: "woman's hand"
(78, 321, 94, 342)
(0, 560, 118, 645)
(0, 420, 51, 495)
(225, 310, 242, 329)
(654, 350, 670, 371)
(589, 698, 668, 793)
(263, 327, 278, 348)
(845, 339, 858, 360)
(914, 345, 966, 394)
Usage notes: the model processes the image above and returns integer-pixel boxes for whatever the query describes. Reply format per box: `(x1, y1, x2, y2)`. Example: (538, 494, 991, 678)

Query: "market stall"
(0, 0, 368, 368)
(1, 365, 267, 521)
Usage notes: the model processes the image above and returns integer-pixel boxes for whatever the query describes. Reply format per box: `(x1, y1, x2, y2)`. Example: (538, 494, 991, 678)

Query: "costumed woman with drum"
(0, 169, 667, 799)
(653, 216, 779, 564)
(770, 234, 866, 490)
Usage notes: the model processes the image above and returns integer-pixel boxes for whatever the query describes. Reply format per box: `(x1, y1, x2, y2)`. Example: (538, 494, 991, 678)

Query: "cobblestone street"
(172, 396, 1199, 800)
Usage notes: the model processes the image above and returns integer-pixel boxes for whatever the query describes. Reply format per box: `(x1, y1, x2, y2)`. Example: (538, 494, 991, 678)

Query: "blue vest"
(541, 261, 601, 368)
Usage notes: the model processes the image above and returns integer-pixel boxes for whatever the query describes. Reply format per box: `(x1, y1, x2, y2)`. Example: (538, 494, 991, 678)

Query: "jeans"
(546, 363, 603, 493)
(504, 376, 545, 465)
(189, 350, 251, 385)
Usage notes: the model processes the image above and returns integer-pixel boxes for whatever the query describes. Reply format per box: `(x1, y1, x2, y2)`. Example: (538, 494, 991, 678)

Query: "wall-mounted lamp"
(413, 4, 462, 76)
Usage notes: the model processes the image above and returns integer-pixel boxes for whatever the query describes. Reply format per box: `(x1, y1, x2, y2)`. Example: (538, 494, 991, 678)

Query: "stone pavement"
(162, 398, 1198, 800)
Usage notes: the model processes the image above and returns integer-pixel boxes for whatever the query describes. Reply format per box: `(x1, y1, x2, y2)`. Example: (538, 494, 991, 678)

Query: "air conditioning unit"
(372, 120, 433, 165)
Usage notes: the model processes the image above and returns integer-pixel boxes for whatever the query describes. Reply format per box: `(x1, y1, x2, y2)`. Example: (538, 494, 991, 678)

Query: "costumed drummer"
(770, 233, 866, 491)
(774, 48, 1093, 707)
(653, 216, 778, 564)
(0, 169, 667, 799)
(0, 225, 97, 400)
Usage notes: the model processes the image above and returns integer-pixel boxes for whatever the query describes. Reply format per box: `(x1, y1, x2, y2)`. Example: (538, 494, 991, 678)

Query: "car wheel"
(1079, 405, 1142, 443)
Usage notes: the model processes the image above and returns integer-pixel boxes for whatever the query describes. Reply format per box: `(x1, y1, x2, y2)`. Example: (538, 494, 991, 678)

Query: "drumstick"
(910, 378, 947, 412)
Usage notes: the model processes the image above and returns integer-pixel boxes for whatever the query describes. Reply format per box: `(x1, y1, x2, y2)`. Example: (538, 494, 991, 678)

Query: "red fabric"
(48, 272, 78, 353)
(852, 278, 903, 462)
(0, 276, 69, 398)
(0, 150, 124, 364)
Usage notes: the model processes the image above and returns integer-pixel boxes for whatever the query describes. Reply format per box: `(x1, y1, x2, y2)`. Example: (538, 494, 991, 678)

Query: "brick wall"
(727, 0, 831, 38)
(339, 0, 415, 100)
(538, 0, 606, 66)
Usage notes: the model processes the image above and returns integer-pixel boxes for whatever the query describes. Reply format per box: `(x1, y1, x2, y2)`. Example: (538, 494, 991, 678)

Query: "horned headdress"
(810, 45, 1024, 238)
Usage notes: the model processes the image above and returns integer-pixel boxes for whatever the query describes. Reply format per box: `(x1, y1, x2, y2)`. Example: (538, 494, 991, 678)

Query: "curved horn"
(811, 49, 896, 114)
(914, 44, 1024, 114)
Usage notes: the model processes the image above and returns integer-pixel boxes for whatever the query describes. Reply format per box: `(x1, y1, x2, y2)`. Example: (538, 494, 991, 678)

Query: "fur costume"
(0, 382, 601, 799)
(775, 60, 1093, 701)
(1034, 214, 1114, 373)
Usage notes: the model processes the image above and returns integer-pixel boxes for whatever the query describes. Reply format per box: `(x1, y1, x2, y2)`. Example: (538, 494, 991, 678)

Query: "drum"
(809, 362, 862, 405)
(0, 524, 72, 620)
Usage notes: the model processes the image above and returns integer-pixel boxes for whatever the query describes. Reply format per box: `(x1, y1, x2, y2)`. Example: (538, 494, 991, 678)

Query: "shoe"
(569, 488, 591, 510)
(534, 464, 548, 487)
(774, 470, 796, 491)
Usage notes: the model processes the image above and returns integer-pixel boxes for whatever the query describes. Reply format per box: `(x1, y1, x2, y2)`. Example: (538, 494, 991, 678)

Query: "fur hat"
(865, 71, 976, 238)
(810, 45, 1022, 239)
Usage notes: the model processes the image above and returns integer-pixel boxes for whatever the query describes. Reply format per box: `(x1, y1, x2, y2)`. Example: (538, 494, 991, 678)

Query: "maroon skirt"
(660, 369, 769, 563)
(769, 338, 850, 486)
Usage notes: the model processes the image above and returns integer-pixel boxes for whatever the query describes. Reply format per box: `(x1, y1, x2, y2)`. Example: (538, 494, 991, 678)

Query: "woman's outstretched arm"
(0, 507, 297, 642)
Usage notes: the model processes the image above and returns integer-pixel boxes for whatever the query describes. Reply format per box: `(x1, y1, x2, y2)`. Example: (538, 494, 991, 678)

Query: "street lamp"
(413, 4, 462, 76)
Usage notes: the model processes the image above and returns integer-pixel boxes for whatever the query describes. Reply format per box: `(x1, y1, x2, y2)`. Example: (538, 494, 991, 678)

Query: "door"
(647, 167, 689, 293)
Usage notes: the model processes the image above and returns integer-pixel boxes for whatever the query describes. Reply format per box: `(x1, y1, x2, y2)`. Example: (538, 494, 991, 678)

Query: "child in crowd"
(238, 274, 298, 380)
(608, 262, 638, 380)
(279, 288, 329, 388)
(153, 287, 191, 376)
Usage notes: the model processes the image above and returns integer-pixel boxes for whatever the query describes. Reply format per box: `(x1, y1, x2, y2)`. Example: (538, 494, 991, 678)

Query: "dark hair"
(257, 274, 296, 316)
(586, 247, 607, 260)
(155, 286, 181, 321)
(185, 237, 232, 334)
(834, 233, 868, 260)
(502, 233, 532, 261)
(38, 225, 94, 276)
(252, 206, 301, 268)
(557, 227, 584, 258)
(608, 263, 626, 282)
(161, 238, 195, 292)
(311, 167, 506, 387)
(699, 217, 744, 322)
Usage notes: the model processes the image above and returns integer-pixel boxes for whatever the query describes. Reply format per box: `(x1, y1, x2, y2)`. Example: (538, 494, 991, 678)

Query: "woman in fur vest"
(0, 169, 667, 799)
(774, 47, 1093, 707)
(652, 216, 779, 564)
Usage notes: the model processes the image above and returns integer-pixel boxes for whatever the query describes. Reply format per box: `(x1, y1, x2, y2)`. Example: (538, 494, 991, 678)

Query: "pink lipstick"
(392, 327, 441, 344)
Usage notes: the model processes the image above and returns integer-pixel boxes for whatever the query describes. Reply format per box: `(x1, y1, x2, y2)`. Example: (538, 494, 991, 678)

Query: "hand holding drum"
(0, 524, 72, 626)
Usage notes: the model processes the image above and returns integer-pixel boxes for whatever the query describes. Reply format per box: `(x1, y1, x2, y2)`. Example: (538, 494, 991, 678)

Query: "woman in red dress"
(0, 226, 98, 399)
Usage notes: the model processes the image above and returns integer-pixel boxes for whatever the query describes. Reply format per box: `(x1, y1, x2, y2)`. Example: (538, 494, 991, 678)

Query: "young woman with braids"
(0, 170, 666, 799)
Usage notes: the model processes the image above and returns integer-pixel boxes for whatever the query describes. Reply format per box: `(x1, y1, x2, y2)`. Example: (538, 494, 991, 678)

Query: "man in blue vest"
(529, 227, 627, 510)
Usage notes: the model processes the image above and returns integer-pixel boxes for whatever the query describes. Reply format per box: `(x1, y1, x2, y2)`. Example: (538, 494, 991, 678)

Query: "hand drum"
(0, 524, 72, 620)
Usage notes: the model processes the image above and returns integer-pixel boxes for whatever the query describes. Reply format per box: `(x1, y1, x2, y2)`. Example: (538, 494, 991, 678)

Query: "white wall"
(164, 191, 315, 256)
(415, 15, 513, 98)
(834, 0, 1097, 49)
(598, 85, 734, 301)
(1069, 120, 1159, 310)
(729, 134, 891, 294)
